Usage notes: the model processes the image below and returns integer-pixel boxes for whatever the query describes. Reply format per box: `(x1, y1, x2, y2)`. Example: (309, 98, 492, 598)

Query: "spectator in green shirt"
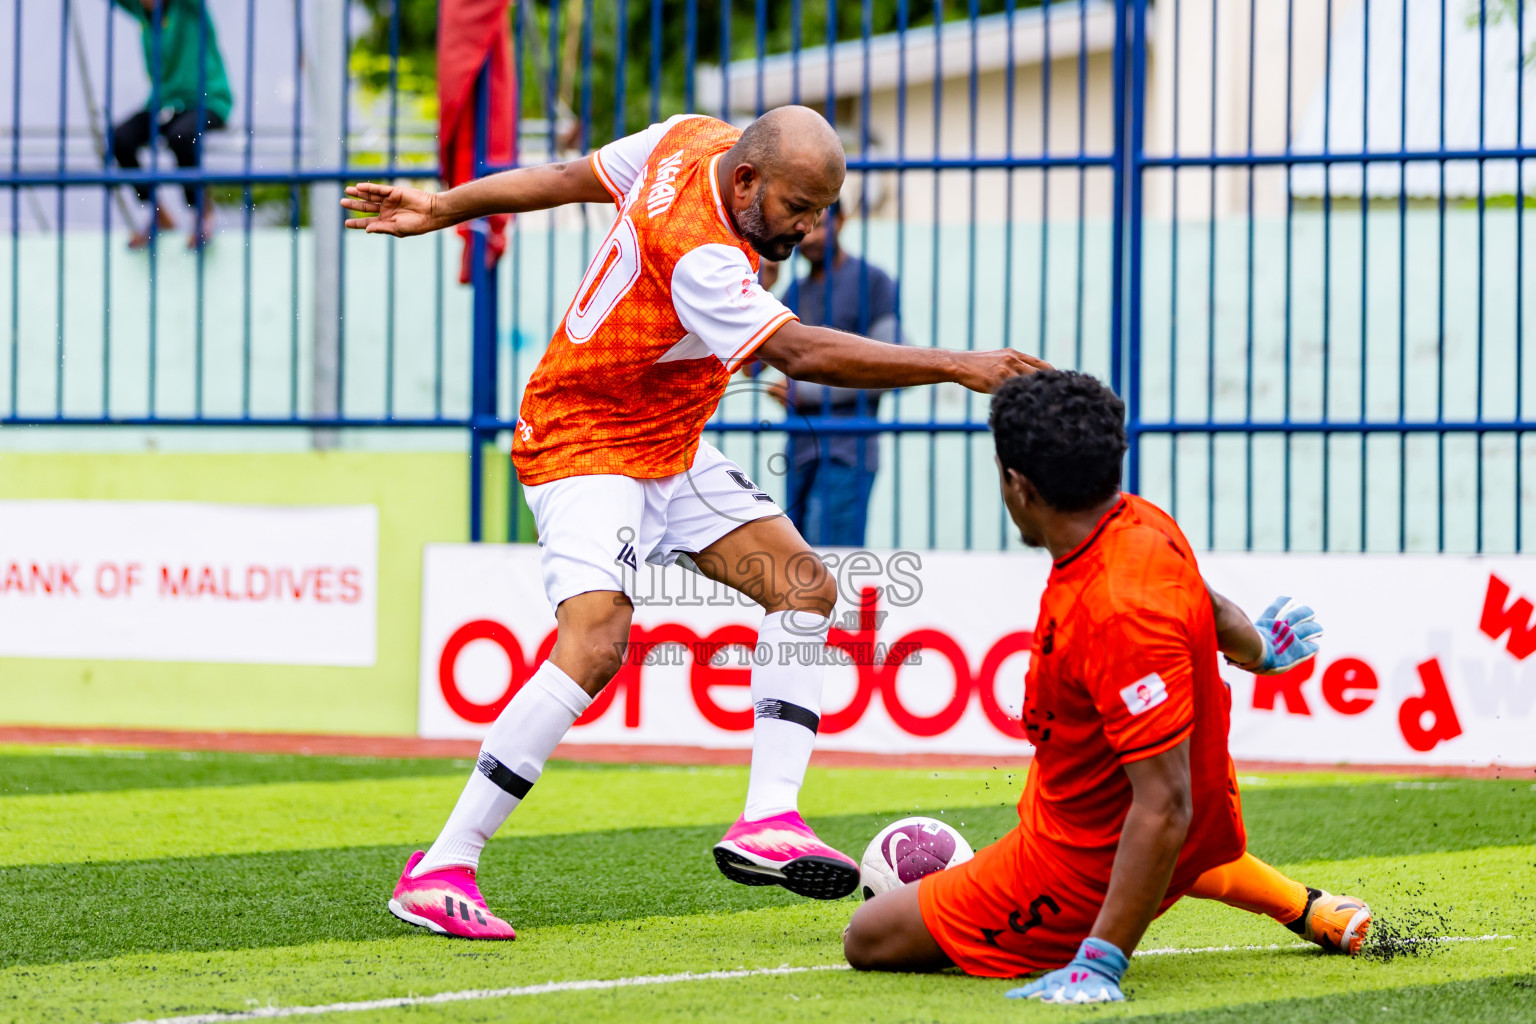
(110, 0, 233, 249)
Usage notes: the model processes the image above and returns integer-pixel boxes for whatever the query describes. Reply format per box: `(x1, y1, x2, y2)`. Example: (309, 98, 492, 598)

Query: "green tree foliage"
(355, 0, 1033, 147)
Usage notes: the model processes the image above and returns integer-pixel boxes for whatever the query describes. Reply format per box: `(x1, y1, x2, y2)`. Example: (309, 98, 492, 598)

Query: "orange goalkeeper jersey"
(511, 115, 799, 486)
(1016, 494, 1247, 897)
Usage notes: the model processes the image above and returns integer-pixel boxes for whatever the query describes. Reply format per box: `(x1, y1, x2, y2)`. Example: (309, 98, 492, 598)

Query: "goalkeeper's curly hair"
(988, 370, 1127, 512)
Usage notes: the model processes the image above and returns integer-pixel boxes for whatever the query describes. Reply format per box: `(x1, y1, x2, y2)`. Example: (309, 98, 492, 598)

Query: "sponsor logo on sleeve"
(646, 150, 686, 218)
(1119, 673, 1168, 716)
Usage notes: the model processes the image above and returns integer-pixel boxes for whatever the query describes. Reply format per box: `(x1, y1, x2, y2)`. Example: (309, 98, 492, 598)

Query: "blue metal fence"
(3, 0, 1531, 552)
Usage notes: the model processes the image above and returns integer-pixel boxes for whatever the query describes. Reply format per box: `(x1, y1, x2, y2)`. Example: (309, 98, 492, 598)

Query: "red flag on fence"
(438, 0, 517, 284)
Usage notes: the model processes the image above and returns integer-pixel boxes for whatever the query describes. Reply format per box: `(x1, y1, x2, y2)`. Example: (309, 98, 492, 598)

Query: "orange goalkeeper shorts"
(917, 824, 1100, 977)
(918, 824, 1188, 978)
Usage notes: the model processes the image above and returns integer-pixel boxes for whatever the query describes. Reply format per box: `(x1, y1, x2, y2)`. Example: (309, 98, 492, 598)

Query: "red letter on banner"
(1251, 660, 1314, 715)
(438, 619, 526, 723)
(879, 629, 973, 737)
(687, 624, 756, 731)
(821, 588, 882, 734)
(1479, 574, 1536, 660)
(975, 631, 1033, 739)
(1320, 658, 1377, 715)
(1398, 657, 1464, 752)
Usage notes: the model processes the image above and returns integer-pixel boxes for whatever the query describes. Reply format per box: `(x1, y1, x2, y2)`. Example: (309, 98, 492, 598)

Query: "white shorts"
(522, 441, 785, 614)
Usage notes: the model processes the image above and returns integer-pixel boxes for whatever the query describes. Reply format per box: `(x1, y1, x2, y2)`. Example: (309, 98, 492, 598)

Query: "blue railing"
(3, 0, 1531, 553)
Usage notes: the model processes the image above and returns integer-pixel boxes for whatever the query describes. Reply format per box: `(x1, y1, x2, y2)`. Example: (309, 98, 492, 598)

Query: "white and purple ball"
(858, 816, 974, 900)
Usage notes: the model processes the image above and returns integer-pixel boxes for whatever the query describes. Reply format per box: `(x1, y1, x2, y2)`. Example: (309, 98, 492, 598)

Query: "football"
(858, 816, 975, 900)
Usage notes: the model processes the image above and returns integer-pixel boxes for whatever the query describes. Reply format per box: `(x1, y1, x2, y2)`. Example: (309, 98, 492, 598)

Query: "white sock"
(742, 609, 831, 821)
(414, 660, 592, 875)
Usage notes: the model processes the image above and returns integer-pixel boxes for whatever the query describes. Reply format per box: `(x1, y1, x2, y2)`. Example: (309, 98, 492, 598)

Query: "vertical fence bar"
(241, 0, 256, 418)
(1397, 0, 1408, 551)
(858, 0, 873, 545)
(1003, 0, 1017, 370)
(1475, 0, 1487, 552)
(8, 0, 19, 419)
(1518, 0, 1526, 552)
(1074, 0, 1087, 370)
(893, 0, 908, 546)
(650, 0, 661, 123)
(685, 0, 697, 112)
(1436, 0, 1447, 550)
(1358, 0, 1370, 550)
(1166, 0, 1181, 513)
(616, 0, 628, 138)
(1125, 0, 1147, 494)
(965, 0, 978, 550)
(506, 0, 526, 543)
(192, 0, 209, 419)
(719, 0, 730, 122)
(1322, 0, 1335, 551)
(337, 1, 352, 422)
(754, 0, 766, 116)
(385, 0, 401, 419)
(1109, 0, 1126, 401)
(1205, 0, 1217, 546)
(469, 62, 497, 543)
(1245, 0, 1257, 550)
(927, 0, 943, 549)
(1039, 0, 1052, 371)
(147, 0, 163, 418)
(578, 0, 594, 304)
(103, 0, 116, 417)
(55, 0, 70, 418)
(544, 0, 559, 365)
(1283, 0, 1295, 550)
(290, 0, 304, 418)
(1000, 0, 1017, 549)
(792, 0, 802, 105)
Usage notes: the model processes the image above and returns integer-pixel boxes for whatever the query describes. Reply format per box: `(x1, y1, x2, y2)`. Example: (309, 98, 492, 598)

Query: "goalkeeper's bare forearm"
(341, 157, 612, 237)
(1202, 582, 1266, 668)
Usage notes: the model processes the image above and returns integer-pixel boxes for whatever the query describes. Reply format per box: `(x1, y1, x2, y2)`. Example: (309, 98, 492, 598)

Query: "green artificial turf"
(0, 747, 476, 797)
(0, 746, 1530, 1024)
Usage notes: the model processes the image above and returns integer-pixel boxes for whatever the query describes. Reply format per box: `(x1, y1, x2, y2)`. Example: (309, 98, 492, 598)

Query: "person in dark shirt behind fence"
(111, 0, 233, 250)
(754, 202, 906, 547)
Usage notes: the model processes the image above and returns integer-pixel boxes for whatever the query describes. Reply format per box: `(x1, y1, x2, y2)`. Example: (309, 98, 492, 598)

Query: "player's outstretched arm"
(754, 320, 1050, 394)
(340, 157, 613, 237)
(1204, 584, 1323, 675)
(1007, 740, 1192, 1005)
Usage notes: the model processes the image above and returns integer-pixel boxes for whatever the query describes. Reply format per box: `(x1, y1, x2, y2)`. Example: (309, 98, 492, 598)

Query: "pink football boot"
(713, 810, 859, 899)
(387, 851, 516, 939)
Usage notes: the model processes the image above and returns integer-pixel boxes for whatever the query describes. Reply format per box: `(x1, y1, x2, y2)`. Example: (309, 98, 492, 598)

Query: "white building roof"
(696, 1, 1118, 114)
(1291, 0, 1536, 198)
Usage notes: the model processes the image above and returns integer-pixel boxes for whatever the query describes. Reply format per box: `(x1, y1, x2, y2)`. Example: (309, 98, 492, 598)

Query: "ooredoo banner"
(0, 500, 378, 666)
(418, 543, 1536, 766)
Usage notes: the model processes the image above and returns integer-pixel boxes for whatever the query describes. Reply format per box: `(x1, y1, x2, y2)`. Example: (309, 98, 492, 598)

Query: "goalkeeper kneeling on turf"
(841, 370, 1370, 1003)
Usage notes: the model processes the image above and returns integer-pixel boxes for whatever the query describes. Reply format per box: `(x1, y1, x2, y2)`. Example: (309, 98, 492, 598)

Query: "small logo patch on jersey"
(729, 276, 762, 310)
(1119, 673, 1169, 716)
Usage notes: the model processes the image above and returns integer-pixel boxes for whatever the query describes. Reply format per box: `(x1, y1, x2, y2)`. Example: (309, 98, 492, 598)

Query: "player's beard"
(737, 187, 803, 261)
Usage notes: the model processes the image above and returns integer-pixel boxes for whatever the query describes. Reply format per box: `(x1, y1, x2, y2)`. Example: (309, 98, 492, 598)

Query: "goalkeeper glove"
(1005, 937, 1127, 1004)
(1227, 596, 1323, 675)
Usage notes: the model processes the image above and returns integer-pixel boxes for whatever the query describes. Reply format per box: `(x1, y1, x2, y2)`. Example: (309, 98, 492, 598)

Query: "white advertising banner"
(419, 543, 1536, 766)
(0, 500, 378, 666)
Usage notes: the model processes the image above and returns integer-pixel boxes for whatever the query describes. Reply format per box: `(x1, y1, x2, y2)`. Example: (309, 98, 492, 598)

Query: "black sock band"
(754, 698, 820, 734)
(477, 752, 535, 799)
(1285, 887, 1322, 934)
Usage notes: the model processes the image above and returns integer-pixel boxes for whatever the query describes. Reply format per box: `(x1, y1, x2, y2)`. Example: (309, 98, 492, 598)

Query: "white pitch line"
(113, 965, 851, 1024)
(112, 935, 1519, 1024)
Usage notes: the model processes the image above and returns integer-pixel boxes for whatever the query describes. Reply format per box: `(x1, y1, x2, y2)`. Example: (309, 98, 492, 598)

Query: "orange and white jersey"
(512, 115, 799, 486)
